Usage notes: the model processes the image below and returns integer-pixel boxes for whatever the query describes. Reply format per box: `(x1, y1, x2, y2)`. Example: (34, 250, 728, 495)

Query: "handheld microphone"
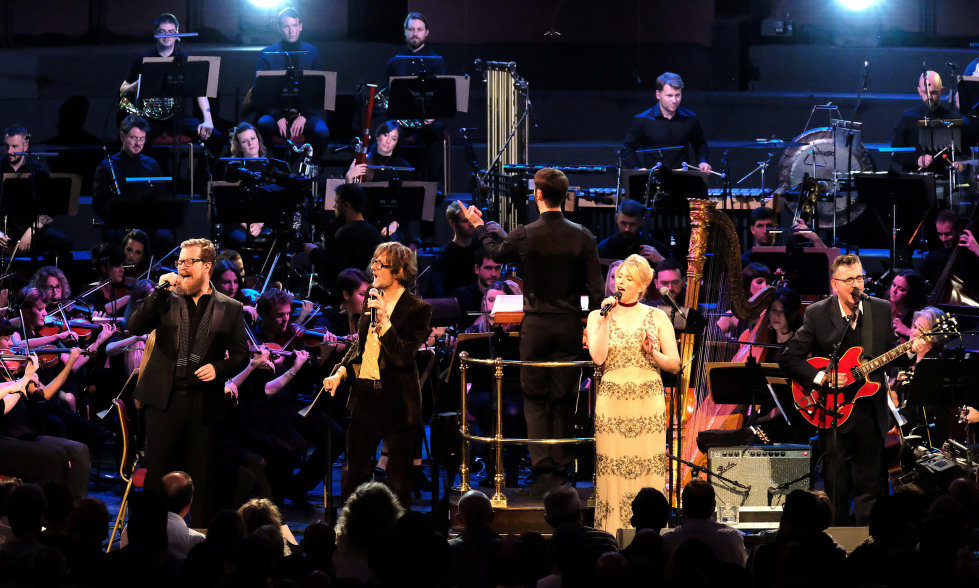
(599, 291, 621, 317)
(156, 280, 174, 292)
(659, 286, 684, 315)
(854, 289, 870, 301)
(369, 288, 379, 328)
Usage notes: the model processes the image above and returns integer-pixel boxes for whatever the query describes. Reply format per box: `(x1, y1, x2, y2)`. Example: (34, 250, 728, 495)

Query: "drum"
(776, 127, 876, 227)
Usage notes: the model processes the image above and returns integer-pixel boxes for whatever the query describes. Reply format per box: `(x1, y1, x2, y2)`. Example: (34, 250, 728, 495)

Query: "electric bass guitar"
(792, 314, 958, 428)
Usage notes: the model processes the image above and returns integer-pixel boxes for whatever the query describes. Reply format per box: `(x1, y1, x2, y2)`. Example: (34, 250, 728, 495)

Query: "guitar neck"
(856, 338, 917, 378)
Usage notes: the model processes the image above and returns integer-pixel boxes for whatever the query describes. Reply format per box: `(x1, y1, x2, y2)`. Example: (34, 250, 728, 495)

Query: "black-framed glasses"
(832, 275, 865, 287)
(176, 258, 204, 268)
(370, 258, 392, 270)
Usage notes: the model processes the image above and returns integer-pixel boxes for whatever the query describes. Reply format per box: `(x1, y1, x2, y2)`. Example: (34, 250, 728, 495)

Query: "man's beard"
(176, 274, 207, 297)
(407, 37, 423, 50)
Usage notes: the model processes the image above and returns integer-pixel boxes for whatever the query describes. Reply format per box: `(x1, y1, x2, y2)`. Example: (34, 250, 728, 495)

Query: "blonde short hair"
(617, 254, 653, 291)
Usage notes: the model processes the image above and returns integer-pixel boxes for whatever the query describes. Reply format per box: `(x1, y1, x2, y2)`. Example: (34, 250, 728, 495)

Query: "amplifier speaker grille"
(706, 444, 812, 508)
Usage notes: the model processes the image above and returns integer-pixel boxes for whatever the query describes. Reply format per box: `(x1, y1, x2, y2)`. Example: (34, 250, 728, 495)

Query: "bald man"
(891, 70, 964, 172)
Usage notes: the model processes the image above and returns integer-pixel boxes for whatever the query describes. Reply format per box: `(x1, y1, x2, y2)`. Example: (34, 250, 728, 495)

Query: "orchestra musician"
(620, 72, 711, 172)
(890, 70, 963, 173)
(344, 120, 412, 184)
(920, 209, 979, 304)
(118, 13, 219, 150)
(779, 254, 898, 525)
(0, 125, 74, 259)
(92, 114, 175, 254)
(254, 7, 330, 159)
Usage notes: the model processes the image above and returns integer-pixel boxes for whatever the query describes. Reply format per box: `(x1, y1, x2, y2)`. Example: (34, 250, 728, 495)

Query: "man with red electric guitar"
(779, 253, 898, 526)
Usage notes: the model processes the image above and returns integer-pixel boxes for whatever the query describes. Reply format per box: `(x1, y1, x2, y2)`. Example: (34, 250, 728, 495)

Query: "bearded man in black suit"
(129, 237, 249, 526)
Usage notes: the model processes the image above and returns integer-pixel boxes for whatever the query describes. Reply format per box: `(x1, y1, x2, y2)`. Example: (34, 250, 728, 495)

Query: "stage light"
(248, 0, 284, 9)
(838, 0, 877, 10)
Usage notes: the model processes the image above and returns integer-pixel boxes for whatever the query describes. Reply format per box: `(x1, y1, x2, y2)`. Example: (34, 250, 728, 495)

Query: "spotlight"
(248, 0, 284, 8)
(838, 0, 877, 10)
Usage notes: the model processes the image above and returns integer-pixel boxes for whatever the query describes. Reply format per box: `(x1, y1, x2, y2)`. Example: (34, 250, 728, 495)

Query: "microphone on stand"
(599, 291, 622, 317)
(853, 288, 870, 301)
(369, 288, 379, 328)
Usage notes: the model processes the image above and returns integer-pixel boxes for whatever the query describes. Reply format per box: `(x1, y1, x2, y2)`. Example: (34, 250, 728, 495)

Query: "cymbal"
(732, 139, 805, 149)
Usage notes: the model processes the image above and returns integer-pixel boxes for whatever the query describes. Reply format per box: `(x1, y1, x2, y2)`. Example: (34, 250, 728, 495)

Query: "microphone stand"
(824, 304, 858, 524)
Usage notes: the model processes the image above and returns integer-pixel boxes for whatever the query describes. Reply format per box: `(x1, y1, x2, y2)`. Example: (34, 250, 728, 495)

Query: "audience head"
(237, 497, 284, 534)
(680, 479, 716, 520)
(533, 168, 569, 209)
(41, 481, 74, 532)
(7, 482, 46, 538)
(457, 490, 494, 529)
(125, 490, 169, 552)
(630, 487, 671, 532)
(334, 481, 404, 555)
(68, 497, 110, 548)
(159, 470, 194, 516)
(543, 485, 583, 528)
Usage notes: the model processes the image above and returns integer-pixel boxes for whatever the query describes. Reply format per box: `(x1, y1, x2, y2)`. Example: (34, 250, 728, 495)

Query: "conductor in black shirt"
(620, 72, 711, 172)
(458, 169, 605, 496)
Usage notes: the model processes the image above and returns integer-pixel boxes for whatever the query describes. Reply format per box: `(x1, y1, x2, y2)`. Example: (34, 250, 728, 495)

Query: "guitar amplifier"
(707, 445, 812, 514)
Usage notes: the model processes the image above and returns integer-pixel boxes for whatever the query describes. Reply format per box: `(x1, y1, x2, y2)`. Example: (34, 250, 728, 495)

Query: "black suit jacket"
(779, 295, 898, 436)
(477, 211, 604, 315)
(337, 289, 432, 428)
(129, 288, 249, 421)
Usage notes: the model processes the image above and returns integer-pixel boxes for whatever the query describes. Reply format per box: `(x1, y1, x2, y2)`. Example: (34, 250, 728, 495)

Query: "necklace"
(619, 299, 640, 308)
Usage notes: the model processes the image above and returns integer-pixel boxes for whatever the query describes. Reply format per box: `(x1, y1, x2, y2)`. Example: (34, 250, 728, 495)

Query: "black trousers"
(519, 314, 584, 485)
(821, 401, 883, 526)
(341, 379, 417, 507)
(142, 389, 218, 528)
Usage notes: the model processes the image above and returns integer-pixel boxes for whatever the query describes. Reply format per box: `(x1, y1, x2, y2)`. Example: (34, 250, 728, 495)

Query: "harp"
(672, 200, 775, 500)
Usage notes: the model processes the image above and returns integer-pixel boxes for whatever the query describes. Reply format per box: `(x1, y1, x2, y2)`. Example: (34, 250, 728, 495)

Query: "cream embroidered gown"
(594, 305, 668, 533)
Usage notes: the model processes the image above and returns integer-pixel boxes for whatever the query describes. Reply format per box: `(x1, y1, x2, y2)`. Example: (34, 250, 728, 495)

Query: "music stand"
(104, 180, 187, 236)
(210, 182, 292, 225)
(386, 75, 458, 120)
(749, 246, 840, 297)
(706, 361, 794, 428)
(957, 77, 979, 119)
(386, 55, 446, 77)
(1, 173, 81, 217)
(852, 171, 936, 265)
(906, 355, 979, 410)
(917, 119, 963, 153)
(253, 70, 337, 113)
(359, 180, 437, 224)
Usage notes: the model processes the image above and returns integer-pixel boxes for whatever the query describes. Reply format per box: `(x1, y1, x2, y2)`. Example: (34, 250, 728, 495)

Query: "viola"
(38, 317, 118, 341)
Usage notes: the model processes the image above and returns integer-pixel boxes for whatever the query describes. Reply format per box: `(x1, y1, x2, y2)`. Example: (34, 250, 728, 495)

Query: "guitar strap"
(860, 299, 874, 362)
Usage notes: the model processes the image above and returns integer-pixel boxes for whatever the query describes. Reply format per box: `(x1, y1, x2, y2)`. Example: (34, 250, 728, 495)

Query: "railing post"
(491, 357, 507, 508)
(454, 352, 472, 492)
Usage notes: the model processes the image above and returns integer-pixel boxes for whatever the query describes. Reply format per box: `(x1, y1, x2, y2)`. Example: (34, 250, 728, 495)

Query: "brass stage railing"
(455, 352, 599, 507)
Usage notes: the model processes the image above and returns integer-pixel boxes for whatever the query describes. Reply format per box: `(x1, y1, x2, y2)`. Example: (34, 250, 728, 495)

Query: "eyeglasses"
(370, 258, 392, 270)
(832, 275, 865, 287)
(155, 28, 178, 35)
(125, 134, 146, 144)
(176, 258, 204, 268)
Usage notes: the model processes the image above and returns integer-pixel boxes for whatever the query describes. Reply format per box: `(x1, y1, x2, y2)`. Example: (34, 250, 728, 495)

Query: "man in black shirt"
(450, 249, 501, 329)
(891, 70, 963, 173)
(459, 169, 604, 496)
(382, 12, 448, 185)
(305, 183, 381, 286)
(120, 13, 219, 150)
(428, 200, 479, 297)
(0, 125, 73, 259)
(920, 208, 979, 303)
(93, 115, 174, 253)
(596, 199, 667, 263)
(620, 72, 711, 172)
(254, 7, 329, 159)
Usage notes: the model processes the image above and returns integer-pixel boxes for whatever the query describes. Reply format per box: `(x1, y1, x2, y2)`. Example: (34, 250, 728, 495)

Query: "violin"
(38, 316, 119, 341)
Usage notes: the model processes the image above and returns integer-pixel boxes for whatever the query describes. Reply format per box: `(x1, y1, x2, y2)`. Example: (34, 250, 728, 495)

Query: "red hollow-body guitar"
(791, 315, 957, 428)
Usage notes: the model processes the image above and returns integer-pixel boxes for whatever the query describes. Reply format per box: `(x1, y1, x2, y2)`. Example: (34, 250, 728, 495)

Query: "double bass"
(351, 84, 378, 183)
